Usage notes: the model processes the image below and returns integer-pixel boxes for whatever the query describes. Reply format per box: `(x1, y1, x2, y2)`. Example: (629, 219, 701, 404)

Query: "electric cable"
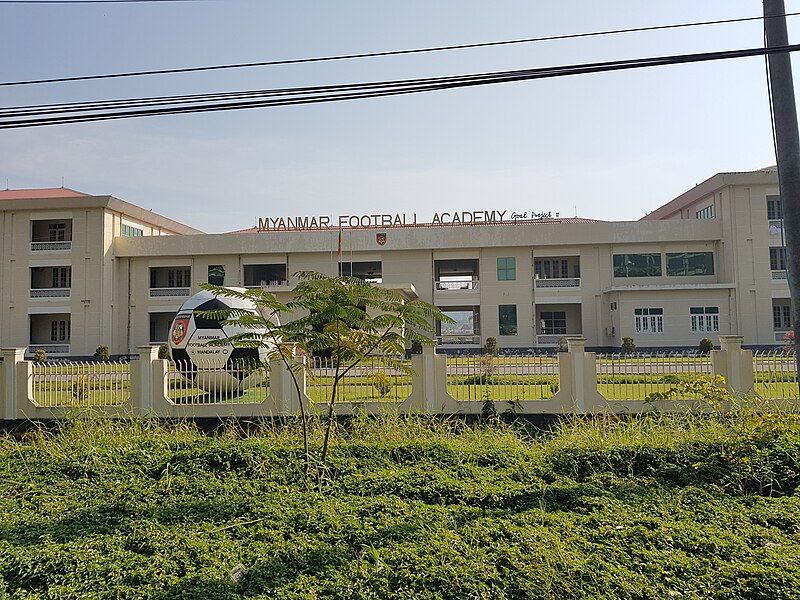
(1, 43, 798, 129)
(1, 11, 798, 87)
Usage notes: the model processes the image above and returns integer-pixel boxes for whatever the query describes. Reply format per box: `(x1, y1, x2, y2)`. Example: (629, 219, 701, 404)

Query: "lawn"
(1, 413, 799, 598)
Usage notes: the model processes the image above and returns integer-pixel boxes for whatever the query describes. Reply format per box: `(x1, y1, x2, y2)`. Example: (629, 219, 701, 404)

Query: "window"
(774, 305, 792, 330)
(540, 311, 567, 335)
(613, 253, 662, 277)
(167, 268, 191, 288)
(48, 223, 66, 242)
(50, 319, 70, 342)
(634, 308, 664, 334)
(695, 204, 715, 220)
(535, 258, 570, 279)
(497, 257, 516, 281)
(51, 267, 71, 288)
(666, 252, 714, 276)
(207, 265, 225, 285)
(498, 304, 518, 335)
(121, 224, 143, 237)
(690, 307, 719, 332)
(610, 302, 617, 311)
(770, 247, 787, 271)
(767, 195, 783, 220)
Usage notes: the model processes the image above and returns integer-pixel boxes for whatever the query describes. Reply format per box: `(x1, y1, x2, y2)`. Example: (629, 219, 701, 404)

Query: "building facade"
(0, 166, 792, 356)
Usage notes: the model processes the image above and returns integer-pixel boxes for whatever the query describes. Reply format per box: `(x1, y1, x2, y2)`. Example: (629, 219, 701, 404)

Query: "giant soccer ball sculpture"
(168, 289, 278, 394)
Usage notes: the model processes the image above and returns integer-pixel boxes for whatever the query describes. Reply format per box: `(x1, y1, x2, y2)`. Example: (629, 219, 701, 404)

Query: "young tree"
(201, 271, 449, 484)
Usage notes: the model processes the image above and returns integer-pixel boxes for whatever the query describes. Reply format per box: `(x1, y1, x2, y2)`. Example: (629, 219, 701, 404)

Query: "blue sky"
(2, 0, 800, 232)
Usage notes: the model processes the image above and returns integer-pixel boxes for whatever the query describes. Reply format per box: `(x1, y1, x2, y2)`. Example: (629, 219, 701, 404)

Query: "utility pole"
(764, 0, 800, 368)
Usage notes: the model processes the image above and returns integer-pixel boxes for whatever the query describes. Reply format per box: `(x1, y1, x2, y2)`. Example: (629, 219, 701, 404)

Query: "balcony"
(772, 270, 788, 280)
(150, 287, 191, 298)
(775, 331, 790, 343)
(536, 335, 564, 346)
(27, 344, 70, 356)
(149, 267, 191, 299)
(30, 267, 71, 300)
(244, 263, 290, 289)
(437, 334, 481, 346)
(435, 280, 479, 291)
(769, 219, 784, 235)
(434, 259, 479, 295)
(30, 288, 71, 299)
(339, 260, 382, 284)
(534, 277, 580, 289)
(245, 280, 289, 290)
(29, 313, 70, 357)
(30, 241, 72, 252)
(30, 219, 72, 252)
(437, 306, 480, 346)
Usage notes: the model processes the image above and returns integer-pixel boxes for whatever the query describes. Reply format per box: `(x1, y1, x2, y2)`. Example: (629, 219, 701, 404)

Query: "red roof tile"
(0, 187, 88, 200)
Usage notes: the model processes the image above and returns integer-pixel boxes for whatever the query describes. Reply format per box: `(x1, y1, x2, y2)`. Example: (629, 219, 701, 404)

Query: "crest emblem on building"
(170, 316, 190, 346)
(376, 232, 387, 246)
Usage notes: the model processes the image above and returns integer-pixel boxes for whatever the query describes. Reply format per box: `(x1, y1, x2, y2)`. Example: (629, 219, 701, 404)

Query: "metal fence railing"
(29, 360, 131, 407)
(754, 350, 799, 400)
(166, 359, 270, 405)
(596, 352, 713, 401)
(445, 353, 559, 401)
(307, 355, 412, 403)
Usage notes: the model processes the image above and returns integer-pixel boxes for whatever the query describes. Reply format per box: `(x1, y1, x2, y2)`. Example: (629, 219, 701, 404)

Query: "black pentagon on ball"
(191, 298, 231, 330)
(225, 347, 266, 381)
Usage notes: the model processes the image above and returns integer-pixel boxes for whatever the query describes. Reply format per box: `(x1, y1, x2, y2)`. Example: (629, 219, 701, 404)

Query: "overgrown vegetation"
(1, 413, 799, 598)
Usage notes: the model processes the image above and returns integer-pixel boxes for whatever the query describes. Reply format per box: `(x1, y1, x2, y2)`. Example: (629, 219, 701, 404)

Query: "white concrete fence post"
(1, 349, 25, 421)
(563, 337, 605, 414)
(712, 335, 754, 397)
(133, 346, 159, 415)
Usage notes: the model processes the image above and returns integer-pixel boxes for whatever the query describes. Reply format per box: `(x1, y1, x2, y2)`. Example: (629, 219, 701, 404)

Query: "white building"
(0, 166, 791, 357)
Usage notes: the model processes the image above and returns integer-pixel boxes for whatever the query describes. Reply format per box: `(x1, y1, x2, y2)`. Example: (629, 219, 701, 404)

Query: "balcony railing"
(772, 270, 788, 280)
(437, 334, 481, 345)
(534, 277, 581, 289)
(245, 280, 289, 289)
(435, 280, 479, 291)
(28, 344, 70, 355)
(149, 287, 191, 298)
(775, 330, 791, 343)
(30, 241, 72, 252)
(30, 288, 71, 299)
(536, 334, 565, 346)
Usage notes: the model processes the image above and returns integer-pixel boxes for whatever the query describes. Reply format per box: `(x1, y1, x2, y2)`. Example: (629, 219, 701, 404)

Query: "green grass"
(1, 413, 799, 598)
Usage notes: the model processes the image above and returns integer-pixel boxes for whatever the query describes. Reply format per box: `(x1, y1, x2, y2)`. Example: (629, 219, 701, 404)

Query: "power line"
(2, 11, 799, 87)
(0, 1, 210, 4)
(2, 44, 798, 129)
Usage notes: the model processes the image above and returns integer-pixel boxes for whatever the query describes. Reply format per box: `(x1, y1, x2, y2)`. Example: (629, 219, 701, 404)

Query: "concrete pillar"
(133, 346, 159, 415)
(558, 336, 605, 414)
(1, 348, 25, 420)
(421, 345, 438, 413)
(713, 335, 754, 396)
(269, 346, 307, 415)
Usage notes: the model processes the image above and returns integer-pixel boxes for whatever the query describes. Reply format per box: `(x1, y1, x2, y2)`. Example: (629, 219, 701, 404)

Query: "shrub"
(371, 371, 393, 398)
(93, 345, 110, 361)
(479, 353, 496, 378)
(621, 337, 636, 354)
(158, 344, 170, 360)
(699, 338, 714, 354)
(33, 349, 47, 363)
(483, 336, 499, 356)
(557, 336, 569, 352)
(71, 375, 92, 403)
(409, 340, 423, 355)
